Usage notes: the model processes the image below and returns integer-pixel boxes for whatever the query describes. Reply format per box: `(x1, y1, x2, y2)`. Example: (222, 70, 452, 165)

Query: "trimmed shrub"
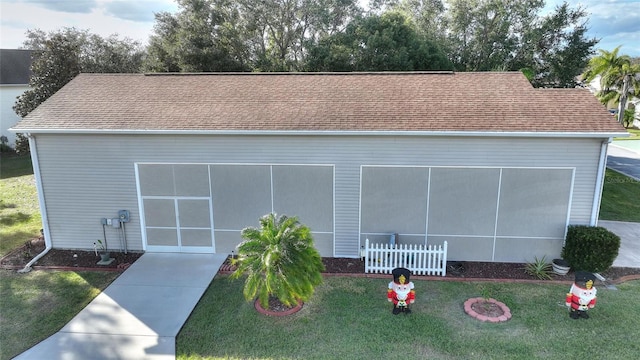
(561, 225, 620, 273)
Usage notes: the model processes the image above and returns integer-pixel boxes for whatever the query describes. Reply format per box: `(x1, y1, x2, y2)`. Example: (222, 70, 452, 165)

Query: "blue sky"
(1, 0, 638, 57)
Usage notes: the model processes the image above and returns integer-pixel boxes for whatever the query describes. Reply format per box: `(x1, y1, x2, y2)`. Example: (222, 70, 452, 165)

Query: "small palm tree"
(230, 213, 325, 309)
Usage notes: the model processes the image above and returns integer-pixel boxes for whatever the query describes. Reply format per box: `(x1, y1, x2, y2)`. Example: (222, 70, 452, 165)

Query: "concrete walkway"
(15, 253, 228, 360)
(603, 140, 640, 269)
(599, 220, 640, 269)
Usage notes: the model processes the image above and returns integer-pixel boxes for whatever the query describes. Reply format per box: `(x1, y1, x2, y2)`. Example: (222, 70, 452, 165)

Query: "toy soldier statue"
(388, 267, 415, 315)
(566, 271, 597, 319)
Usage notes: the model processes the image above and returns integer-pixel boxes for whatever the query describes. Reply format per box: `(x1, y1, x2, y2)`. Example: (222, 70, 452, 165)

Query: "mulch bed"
(2, 238, 640, 283)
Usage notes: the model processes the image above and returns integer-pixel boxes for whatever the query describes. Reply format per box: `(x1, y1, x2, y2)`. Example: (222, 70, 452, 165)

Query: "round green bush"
(561, 225, 620, 273)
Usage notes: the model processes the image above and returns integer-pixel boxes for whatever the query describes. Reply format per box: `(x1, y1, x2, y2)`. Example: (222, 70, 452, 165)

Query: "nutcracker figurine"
(388, 267, 415, 315)
(566, 271, 597, 319)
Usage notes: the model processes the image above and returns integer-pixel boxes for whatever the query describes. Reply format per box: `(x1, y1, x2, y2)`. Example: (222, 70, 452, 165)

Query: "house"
(1, 49, 33, 147)
(10, 72, 627, 262)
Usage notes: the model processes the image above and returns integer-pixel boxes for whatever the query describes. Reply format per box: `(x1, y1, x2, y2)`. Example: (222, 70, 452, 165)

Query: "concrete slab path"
(599, 220, 640, 269)
(15, 252, 228, 360)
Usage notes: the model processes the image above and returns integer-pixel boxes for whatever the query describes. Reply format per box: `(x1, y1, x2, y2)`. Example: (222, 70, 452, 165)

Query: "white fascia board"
(10, 128, 630, 138)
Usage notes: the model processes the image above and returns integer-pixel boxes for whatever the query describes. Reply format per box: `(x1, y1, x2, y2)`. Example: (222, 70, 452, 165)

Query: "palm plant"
(230, 213, 325, 309)
(582, 46, 640, 125)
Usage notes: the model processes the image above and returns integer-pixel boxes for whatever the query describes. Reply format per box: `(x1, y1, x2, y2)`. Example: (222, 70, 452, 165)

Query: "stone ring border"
(464, 297, 512, 322)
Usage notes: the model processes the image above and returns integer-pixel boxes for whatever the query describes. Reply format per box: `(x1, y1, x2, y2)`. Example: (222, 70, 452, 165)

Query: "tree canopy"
(145, 0, 362, 72)
(145, 0, 250, 72)
(144, 0, 598, 89)
(14, 28, 144, 118)
(305, 12, 452, 71)
(12, 28, 144, 154)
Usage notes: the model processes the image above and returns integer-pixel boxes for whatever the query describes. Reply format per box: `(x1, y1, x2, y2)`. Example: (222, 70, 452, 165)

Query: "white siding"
(1, 85, 29, 146)
(34, 134, 602, 257)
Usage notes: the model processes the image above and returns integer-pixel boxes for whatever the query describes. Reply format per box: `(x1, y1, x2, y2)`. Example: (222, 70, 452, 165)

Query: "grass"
(177, 276, 640, 360)
(0, 270, 119, 360)
(0, 154, 33, 179)
(0, 155, 40, 257)
(615, 128, 640, 140)
(600, 169, 640, 222)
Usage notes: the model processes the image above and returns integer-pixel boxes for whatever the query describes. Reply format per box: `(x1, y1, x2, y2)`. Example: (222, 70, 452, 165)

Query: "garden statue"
(388, 267, 415, 315)
(566, 271, 597, 319)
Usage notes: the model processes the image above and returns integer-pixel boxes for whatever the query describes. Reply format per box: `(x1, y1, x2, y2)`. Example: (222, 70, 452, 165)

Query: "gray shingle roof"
(0, 49, 33, 85)
(12, 72, 625, 135)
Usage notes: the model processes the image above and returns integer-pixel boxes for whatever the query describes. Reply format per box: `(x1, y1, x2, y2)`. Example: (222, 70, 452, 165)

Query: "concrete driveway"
(607, 141, 640, 180)
(15, 253, 228, 360)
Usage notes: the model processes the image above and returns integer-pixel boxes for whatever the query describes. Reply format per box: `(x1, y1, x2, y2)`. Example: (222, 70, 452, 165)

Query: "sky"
(0, 0, 639, 57)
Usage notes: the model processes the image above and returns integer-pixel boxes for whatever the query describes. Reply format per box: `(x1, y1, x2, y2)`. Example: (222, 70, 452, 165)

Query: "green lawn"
(615, 128, 640, 140)
(0, 270, 119, 360)
(0, 155, 40, 257)
(600, 169, 640, 222)
(177, 276, 640, 360)
(0, 154, 33, 179)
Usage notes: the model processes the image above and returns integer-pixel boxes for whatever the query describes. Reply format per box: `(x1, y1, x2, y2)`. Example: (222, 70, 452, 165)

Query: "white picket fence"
(364, 238, 448, 276)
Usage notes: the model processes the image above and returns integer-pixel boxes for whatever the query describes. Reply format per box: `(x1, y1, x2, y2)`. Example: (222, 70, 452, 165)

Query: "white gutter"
(18, 134, 52, 273)
(8, 128, 630, 139)
(590, 138, 612, 226)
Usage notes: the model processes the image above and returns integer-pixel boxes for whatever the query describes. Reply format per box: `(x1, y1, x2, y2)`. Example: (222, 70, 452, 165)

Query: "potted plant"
(523, 256, 553, 280)
(230, 213, 325, 315)
(94, 239, 111, 263)
(551, 258, 570, 275)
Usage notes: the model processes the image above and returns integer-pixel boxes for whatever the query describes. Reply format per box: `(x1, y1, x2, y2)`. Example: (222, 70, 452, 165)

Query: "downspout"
(18, 134, 52, 273)
(590, 138, 611, 226)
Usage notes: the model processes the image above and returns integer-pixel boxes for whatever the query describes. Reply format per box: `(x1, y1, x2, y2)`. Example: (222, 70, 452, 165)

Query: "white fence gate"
(364, 238, 448, 276)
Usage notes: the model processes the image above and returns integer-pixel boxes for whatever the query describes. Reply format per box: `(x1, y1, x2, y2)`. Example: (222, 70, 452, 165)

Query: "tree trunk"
(617, 75, 630, 125)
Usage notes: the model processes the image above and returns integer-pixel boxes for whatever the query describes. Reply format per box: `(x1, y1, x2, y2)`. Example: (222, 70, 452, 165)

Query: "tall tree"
(372, 0, 447, 41)
(518, 2, 598, 88)
(583, 46, 640, 125)
(305, 12, 452, 71)
(13, 28, 144, 153)
(145, 0, 361, 72)
(145, 0, 250, 72)
(407, 0, 598, 88)
(14, 28, 144, 118)
(446, 0, 543, 72)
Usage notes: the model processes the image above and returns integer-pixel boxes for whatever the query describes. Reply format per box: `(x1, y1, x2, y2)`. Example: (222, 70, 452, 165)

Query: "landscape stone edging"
(254, 299, 303, 316)
(464, 297, 512, 322)
(3, 265, 639, 284)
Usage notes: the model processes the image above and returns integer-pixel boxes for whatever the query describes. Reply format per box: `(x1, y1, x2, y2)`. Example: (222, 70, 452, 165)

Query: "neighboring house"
(10, 72, 627, 263)
(0, 49, 33, 147)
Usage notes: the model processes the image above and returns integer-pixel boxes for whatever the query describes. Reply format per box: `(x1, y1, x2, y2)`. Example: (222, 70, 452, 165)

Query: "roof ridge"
(142, 71, 456, 76)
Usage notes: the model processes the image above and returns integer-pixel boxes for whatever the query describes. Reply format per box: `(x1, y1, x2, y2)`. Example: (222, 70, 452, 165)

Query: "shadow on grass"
(0, 201, 17, 210)
(0, 270, 120, 360)
(0, 211, 31, 226)
(0, 230, 42, 257)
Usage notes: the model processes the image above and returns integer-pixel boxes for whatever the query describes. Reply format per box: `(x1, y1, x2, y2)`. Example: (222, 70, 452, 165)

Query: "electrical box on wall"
(118, 210, 130, 223)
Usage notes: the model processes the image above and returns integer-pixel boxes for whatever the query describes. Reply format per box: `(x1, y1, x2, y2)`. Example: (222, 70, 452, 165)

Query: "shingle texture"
(13, 72, 625, 134)
(0, 49, 33, 84)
